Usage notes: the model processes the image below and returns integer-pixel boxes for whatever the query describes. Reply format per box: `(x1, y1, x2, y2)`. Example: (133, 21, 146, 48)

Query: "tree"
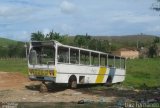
(46, 30, 60, 40)
(31, 31, 45, 41)
(7, 42, 25, 58)
(148, 37, 160, 58)
(62, 34, 73, 45)
(15, 42, 26, 58)
(152, 0, 160, 11)
(0, 46, 9, 57)
(31, 30, 66, 42)
(100, 40, 110, 52)
(153, 36, 160, 43)
(88, 39, 98, 50)
(74, 35, 91, 48)
(148, 44, 158, 58)
(46, 31, 65, 42)
(88, 39, 111, 52)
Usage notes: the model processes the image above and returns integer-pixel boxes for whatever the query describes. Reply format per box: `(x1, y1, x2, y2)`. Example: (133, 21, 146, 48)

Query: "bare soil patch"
(0, 72, 30, 90)
(0, 72, 116, 103)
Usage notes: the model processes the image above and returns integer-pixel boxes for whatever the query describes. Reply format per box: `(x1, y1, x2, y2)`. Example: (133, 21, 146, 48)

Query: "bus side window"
(91, 52, 99, 66)
(100, 54, 107, 66)
(58, 46, 69, 63)
(121, 58, 125, 69)
(80, 50, 90, 65)
(108, 55, 114, 67)
(70, 49, 79, 64)
(115, 57, 120, 68)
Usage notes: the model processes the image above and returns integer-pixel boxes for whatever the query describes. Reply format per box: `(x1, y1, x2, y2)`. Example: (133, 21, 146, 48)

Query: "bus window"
(91, 52, 99, 66)
(58, 46, 69, 63)
(121, 58, 125, 69)
(70, 49, 79, 64)
(108, 55, 114, 67)
(29, 46, 55, 65)
(100, 54, 107, 66)
(115, 57, 120, 68)
(80, 50, 90, 65)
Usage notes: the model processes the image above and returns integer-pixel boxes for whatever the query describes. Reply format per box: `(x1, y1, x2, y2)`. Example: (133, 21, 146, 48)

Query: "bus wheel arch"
(106, 76, 113, 86)
(68, 75, 77, 89)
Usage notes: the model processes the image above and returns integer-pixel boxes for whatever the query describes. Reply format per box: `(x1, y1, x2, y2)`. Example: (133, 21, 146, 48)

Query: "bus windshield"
(29, 42, 55, 65)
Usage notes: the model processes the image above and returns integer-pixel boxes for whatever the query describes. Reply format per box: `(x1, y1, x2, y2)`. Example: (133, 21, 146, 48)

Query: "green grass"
(0, 59, 28, 75)
(124, 58, 160, 88)
(0, 58, 159, 88)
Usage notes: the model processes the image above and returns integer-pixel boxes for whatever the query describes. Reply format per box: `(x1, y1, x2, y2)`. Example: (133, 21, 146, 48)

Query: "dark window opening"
(58, 46, 69, 63)
(91, 52, 99, 66)
(70, 49, 79, 64)
(80, 50, 90, 65)
(29, 46, 55, 65)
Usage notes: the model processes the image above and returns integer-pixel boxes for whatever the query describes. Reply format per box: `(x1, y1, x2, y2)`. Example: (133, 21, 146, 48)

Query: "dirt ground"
(0, 72, 117, 103)
(0, 72, 30, 90)
(0, 72, 160, 107)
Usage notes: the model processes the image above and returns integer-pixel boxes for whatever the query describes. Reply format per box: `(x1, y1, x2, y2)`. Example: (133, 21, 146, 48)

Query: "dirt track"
(0, 72, 30, 90)
(0, 72, 117, 102)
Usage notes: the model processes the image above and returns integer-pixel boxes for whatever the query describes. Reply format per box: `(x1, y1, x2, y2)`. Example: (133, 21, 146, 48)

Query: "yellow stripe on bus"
(95, 67, 107, 83)
(29, 69, 57, 77)
(54, 68, 57, 77)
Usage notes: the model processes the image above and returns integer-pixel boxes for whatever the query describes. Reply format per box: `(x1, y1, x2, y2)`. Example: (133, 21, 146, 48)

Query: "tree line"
(31, 30, 160, 58)
(31, 31, 116, 53)
(0, 30, 159, 58)
(0, 42, 25, 58)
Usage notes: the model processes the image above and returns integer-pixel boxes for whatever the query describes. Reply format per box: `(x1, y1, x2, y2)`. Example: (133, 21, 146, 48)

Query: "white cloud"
(0, 3, 39, 18)
(147, 25, 160, 32)
(0, 6, 10, 16)
(111, 11, 159, 23)
(60, 1, 76, 14)
(0, 0, 160, 41)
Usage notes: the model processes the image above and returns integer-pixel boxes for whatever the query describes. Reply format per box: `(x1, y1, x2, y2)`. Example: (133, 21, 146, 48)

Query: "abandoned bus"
(28, 41, 126, 88)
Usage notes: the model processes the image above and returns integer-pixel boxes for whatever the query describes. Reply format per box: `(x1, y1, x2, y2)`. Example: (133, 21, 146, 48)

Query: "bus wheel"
(68, 75, 77, 89)
(40, 81, 48, 93)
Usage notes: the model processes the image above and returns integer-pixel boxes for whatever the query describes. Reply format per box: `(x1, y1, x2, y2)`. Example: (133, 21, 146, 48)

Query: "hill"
(0, 37, 19, 47)
(68, 34, 156, 50)
(92, 34, 156, 48)
(0, 37, 25, 58)
(93, 35, 155, 43)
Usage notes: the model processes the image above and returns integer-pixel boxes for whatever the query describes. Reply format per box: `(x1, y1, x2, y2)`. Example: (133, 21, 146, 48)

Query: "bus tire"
(68, 75, 77, 89)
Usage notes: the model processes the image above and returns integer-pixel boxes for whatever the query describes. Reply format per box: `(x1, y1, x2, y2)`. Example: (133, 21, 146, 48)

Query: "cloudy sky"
(0, 0, 159, 41)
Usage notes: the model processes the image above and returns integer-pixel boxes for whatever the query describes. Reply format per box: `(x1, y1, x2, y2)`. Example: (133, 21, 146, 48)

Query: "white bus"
(28, 41, 126, 88)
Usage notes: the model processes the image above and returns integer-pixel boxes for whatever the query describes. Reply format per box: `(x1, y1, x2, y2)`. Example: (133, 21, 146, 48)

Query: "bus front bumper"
(29, 75, 56, 82)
